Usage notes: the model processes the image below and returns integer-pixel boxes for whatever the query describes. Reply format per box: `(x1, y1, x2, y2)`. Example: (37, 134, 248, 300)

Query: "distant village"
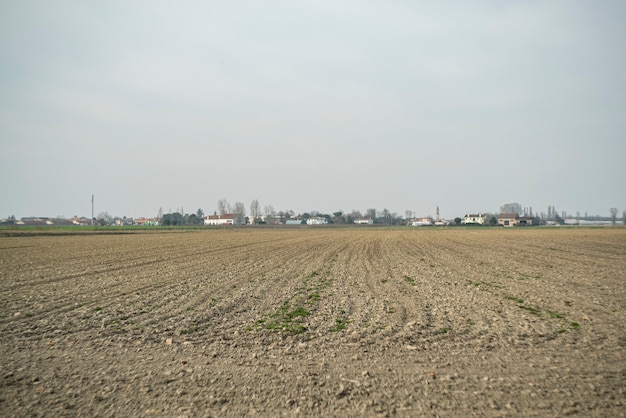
(2, 202, 623, 228)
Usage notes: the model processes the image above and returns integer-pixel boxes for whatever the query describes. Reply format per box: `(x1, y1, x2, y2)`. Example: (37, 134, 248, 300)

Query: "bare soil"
(1, 228, 624, 417)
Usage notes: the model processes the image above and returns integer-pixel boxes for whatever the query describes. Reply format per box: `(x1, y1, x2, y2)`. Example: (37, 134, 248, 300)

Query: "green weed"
(330, 318, 351, 332)
(546, 310, 563, 319)
(519, 305, 541, 315)
(505, 296, 524, 304)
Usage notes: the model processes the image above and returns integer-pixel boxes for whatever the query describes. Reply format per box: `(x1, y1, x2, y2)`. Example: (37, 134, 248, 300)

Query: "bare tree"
(264, 205, 276, 224)
(217, 199, 230, 215)
(381, 208, 391, 225)
(610, 208, 618, 225)
(233, 202, 246, 224)
(96, 211, 112, 226)
(351, 209, 363, 220)
(623, 210, 626, 226)
(250, 199, 261, 224)
(500, 202, 522, 215)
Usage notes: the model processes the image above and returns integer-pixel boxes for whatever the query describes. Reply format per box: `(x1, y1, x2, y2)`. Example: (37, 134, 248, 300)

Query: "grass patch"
(519, 305, 541, 315)
(570, 322, 580, 330)
(404, 276, 416, 285)
(519, 272, 543, 280)
(263, 301, 310, 334)
(564, 301, 573, 307)
(285, 306, 309, 320)
(505, 295, 524, 304)
(546, 310, 563, 319)
(256, 271, 330, 335)
(180, 325, 199, 334)
(330, 318, 351, 332)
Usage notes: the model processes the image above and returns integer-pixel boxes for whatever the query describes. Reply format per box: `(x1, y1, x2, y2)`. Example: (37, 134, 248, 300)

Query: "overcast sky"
(1, 1, 624, 219)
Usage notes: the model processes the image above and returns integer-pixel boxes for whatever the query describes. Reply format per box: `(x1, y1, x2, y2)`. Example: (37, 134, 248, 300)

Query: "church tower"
(436, 206, 440, 222)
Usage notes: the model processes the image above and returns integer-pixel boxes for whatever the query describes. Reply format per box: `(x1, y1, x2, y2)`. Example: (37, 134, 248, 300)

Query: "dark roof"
(498, 213, 519, 219)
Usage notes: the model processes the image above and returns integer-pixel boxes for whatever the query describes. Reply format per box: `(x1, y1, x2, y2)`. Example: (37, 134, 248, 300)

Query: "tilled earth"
(0, 227, 624, 417)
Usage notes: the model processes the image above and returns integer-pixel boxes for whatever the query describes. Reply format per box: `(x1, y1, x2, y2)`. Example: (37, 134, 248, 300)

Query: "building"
(306, 217, 328, 225)
(134, 217, 159, 226)
(517, 216, 534, 226)
(70, 216, 92, 226)
(411, 217, 433, 226)
(204, 214, 238, 226)
(354, 218, 373, 225)
(498, 213, 519, 227)
(463, 214, 486, 225)
(16, 217, 55, 226)
(498, 213, 534, 226)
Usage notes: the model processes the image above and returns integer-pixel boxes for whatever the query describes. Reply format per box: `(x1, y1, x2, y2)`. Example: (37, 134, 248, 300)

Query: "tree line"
(156, 199, 410, 226)
(82, 201, 625, 227)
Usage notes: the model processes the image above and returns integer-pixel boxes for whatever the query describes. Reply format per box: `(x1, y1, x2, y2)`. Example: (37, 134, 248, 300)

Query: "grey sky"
(1, 1, 624, 219)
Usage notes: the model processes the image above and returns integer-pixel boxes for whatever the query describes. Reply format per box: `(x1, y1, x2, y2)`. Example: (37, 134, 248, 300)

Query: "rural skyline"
(1, 1, 625, 219)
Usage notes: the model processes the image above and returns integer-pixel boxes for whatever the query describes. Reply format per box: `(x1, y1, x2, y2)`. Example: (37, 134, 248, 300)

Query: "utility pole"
(91, 194, 94, 226)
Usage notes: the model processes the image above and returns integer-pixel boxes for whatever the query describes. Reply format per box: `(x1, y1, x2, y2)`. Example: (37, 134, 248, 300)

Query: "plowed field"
(1, 228, 625, 416)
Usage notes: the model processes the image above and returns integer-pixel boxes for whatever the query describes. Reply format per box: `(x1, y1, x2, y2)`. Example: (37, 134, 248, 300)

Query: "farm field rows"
(1, 228, 625, 416)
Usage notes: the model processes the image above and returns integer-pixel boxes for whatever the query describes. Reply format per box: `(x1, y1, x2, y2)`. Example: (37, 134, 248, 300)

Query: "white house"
(354, 218, 373, 225)
(306, 217, 328, 225)
(411, 217, 433, 226)
(463, 214, 486, 225)
(204, 214, 238, 225)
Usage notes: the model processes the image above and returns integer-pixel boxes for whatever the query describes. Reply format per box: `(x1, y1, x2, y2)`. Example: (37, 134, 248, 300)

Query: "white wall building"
(306, 217, 328, 225)
(204, 214, 238, 225)
(463, 214, 486, 225)
(411, 217, 434, 226)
